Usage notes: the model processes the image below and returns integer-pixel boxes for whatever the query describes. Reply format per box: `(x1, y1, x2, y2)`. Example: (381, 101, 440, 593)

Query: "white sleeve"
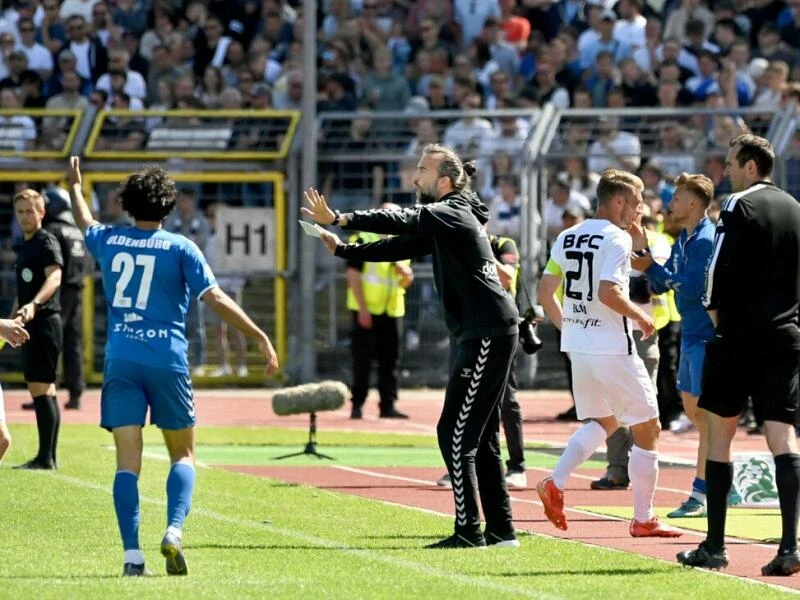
(599, 232, 631, 286)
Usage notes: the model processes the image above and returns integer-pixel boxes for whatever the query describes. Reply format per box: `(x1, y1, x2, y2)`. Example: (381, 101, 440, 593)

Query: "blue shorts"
(101, 359, 195, 431)
(678, 339, 707, 397)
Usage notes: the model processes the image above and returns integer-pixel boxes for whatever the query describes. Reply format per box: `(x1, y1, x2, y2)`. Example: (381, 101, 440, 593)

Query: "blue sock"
(166, 462, 196, 530)
(113, 471, 141, 551)
(692, 477, 707, 494)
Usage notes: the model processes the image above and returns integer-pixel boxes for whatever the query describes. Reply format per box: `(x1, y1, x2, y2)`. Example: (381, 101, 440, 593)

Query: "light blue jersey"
(85, 224, 217, 372)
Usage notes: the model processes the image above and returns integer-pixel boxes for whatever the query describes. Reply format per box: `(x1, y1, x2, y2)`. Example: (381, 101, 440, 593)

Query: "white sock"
(552, 420, 607, 489)
(629, 445, 659, 523)
(124, 549, 144, 565)
(167, 525, 182, 540)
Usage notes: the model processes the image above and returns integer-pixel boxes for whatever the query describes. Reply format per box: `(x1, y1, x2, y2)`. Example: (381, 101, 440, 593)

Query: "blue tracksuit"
(646, 217, 716, 343)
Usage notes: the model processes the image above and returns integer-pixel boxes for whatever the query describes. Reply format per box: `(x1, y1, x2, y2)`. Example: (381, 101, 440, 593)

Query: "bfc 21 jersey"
(545, 219, 634, 356)
(85, 224, 217, 371)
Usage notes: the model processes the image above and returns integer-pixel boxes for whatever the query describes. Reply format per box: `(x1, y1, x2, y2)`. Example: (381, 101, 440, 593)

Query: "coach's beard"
(416, 185, 439, 205)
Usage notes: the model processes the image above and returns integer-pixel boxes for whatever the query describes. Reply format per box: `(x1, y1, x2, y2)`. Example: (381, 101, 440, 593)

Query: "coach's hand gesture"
(69, 156, 82, 187)
(318, 228, 342, 255)
(301, 188, 338, 225)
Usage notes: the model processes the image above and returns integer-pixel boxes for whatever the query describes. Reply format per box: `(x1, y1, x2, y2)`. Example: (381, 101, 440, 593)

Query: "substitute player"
(536, 169, 681, 538)
(68, 157, 279, 577)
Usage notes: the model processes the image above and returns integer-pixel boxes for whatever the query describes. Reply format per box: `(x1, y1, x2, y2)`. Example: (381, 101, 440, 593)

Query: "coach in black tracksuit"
(44, 190, 89, 410)
(677, 134, 800, 574)
(304, 144, 520, 548)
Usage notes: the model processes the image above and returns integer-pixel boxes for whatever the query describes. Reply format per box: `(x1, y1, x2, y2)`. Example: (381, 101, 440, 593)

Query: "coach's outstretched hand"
(69, 156, 82, 187)
(301, 188, 337, 225)
(0, 317, 30, 348)
(318, 229, 342, 255)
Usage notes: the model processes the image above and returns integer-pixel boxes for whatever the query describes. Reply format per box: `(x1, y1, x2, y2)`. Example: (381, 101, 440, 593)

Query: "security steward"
(45, 188, 89, 410)
(12, 188, 63, 470)
(346, 203, 414, 420)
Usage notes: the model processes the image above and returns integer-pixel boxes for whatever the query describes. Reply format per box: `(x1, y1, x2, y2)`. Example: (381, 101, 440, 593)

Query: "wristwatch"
(331, 210, 342, 226)
(32, 300, 42, 311)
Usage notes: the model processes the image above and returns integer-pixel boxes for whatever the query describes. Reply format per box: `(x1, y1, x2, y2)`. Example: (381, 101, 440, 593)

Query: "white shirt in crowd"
(587, 131, 642, 174)
(18, 42, 53, 73)
(96, 69, 147, 100)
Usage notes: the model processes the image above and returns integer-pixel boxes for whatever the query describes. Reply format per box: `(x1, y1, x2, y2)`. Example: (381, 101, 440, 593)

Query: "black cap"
(44, 188, 75, 225)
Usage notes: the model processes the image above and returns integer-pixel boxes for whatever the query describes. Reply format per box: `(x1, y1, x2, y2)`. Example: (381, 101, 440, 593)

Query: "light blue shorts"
(101, 359, 195, 431)
(677, 339, 707, 398)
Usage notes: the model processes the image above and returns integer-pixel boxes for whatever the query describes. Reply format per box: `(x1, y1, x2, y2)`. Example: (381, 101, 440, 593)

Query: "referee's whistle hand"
(0, 317, 30, 348)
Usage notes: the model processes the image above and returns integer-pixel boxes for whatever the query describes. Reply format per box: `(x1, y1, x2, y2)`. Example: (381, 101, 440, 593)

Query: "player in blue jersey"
(68, 157, 279, 577)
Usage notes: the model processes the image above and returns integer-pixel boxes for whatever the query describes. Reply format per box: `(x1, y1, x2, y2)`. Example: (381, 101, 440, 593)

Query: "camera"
(519, 305, 545, 355)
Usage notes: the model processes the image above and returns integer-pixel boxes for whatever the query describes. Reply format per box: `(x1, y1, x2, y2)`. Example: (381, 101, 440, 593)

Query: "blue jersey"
(85, 224, 217, 371)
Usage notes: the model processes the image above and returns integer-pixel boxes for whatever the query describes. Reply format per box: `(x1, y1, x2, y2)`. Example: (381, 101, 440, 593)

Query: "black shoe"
(64, 400, 81, 410)
(425, 533, 486, 549)
(350, 406, 362, 420)
(590, 475, 630, 490)
(123, 562, 153, 577)
(379, 408, 409, 419)
(747, 425, 764, 436)
(484, 530, 520, 548)
(555, 407, 577, 422)
(21, 402, 35, 410)
(13, 458, 56, 470)
(762, 550, 800, 576)
(676, 542, 729, 570)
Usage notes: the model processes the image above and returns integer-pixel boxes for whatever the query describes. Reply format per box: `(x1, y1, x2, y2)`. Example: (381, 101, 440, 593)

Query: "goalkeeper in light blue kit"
(68, 157, 279, 577)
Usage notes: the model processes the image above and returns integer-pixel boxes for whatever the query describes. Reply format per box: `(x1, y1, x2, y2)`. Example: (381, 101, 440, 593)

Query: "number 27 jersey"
(85, 224, 217, 371)
(545, 219, 634, 356)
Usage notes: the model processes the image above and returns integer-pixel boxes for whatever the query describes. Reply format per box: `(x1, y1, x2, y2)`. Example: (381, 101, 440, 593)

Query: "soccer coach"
(677, 134, 800, 575)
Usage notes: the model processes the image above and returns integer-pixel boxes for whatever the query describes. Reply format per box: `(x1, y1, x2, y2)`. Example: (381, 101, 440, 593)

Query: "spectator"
(620, 58, 657, 106)
(101, 190, 133, 227)
(587, 115, 641, 174)
(38, 0, 68, 56)
(140, 10, 182, 61)
(273, 67, 302, 109)
(442, 91, 492, 156)
(544, 176, 591, 243)
(454, 0, 500, 47)
(94, 93, 145, 151)
(0, 88, 36, 150)
(110, 0, 148, 38)
(44, 49, 92, 97)
(649, 121, 697, 179)
(478, 99, 528, 197)
(562, 156, 600, 204)
(16, 17, 53, 80)
(587, 50, 615, 107)
(63, 14, 107, 83)
(580, 9, 631, 73)
(424, 75, 456, 109)
(526, 58, 570, 109)
(0, 50, 28, 91)
(43, 70, 89, 143)
(615, 0, 646, 49)
(640, 163, 675, 207)
(19, 69, 45, 109)
(753, 60, 790, 109)
(146, 44, 183, 106)
(757, 23, 798, 66)
(361, 45, 411, 111)
(684, 19, 720, 58)
(193, 15, 232, 79)
(479, 17, 519, 81)
(90, 1, 113, 47)
(95, 48, 146, 100)
(486, 175, 522, 240)
(663, 0, 715, 46)
(60, 0, 99, 23)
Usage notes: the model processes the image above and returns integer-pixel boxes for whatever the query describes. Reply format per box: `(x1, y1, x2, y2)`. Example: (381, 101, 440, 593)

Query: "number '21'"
(565, 251, 594, 301)
(111, 252, 155, 309)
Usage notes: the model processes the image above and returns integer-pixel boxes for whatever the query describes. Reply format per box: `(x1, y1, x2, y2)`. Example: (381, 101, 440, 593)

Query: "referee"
(677, 134, 800, 575)
(12, 189, 63, 471)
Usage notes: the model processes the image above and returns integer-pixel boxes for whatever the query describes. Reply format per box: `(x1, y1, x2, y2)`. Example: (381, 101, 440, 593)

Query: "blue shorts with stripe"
(677, 338, 706, 398)
(100, 359, 195, 431)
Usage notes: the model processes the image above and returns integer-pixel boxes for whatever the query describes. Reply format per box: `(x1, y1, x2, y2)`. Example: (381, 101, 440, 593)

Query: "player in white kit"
(536, 169, 682, 538)
(0, 317, 32, 463)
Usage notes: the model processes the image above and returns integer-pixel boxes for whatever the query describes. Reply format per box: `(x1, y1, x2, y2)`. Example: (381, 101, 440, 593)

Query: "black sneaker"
(676, 542, 729, 570)
(350, 405, 362, 420)
(13, 457, 56, 470)
(484, 530, 520, 548)
(379, 408, 409, 419)
(64, 400, 81, 410)
(555, 407, 577, 422)
(21, 402, 35, 411)
(762, 550, 800, 576)
(425, 533, 487, 549)
(123, 562, 153, 576)
(590, 475, 630, 490)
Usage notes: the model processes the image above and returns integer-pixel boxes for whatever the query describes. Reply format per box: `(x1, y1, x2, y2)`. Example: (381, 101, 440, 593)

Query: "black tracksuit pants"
(350, 312, 401, 413)
(439, 333, 517, 538)
(60, 286, 84, 398)
(500, 365, 525, 472)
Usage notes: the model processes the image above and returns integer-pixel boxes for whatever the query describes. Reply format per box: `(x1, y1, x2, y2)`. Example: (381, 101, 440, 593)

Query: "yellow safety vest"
(646, 229, 675, 329)
(491, 235, 519, 297)
(345, 232, 410, 317)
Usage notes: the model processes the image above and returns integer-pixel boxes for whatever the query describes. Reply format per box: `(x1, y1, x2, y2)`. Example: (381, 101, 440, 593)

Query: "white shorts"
(570, 352, 659, 426)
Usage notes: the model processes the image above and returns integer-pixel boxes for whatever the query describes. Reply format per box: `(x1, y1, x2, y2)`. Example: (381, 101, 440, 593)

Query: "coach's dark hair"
(729, 133, 774, 177)
(421, 143, 475, 192)
(595, 169, 644, 206)
(118, 166, 178, 222)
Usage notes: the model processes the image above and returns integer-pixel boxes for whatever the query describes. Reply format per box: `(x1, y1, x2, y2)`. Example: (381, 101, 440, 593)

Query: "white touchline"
(40, 471, 560, 600)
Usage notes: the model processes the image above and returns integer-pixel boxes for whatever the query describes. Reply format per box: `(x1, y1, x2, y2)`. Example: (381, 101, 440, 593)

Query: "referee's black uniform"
(16, 227, 63, 468)
(335, 191, 519, 547)
(44, 196, 89, 409)
(700, 179, 800, 560)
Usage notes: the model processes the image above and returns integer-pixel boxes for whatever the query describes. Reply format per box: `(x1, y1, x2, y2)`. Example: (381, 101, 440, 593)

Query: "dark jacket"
(335, 190, 519, 342)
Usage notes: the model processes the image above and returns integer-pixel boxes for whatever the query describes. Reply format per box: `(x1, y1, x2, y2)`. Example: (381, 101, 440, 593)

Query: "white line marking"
(38, 470, 560, 600)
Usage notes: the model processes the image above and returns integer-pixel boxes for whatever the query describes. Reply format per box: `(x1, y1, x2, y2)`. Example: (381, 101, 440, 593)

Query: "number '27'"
(111, 252, 155, 309)
(565, 251, 594, 301)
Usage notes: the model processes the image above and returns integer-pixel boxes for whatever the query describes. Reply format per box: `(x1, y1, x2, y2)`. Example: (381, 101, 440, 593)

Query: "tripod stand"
(274, 412, 336, 460)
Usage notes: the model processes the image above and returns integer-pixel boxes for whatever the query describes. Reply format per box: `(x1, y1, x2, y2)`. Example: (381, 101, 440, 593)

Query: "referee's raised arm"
(68, 156, 98, 234)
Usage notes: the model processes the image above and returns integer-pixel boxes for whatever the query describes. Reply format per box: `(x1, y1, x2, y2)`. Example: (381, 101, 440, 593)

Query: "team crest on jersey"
(21, 268, 33, 282)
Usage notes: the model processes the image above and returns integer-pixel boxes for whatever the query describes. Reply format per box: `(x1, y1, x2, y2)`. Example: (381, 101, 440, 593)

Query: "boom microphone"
(272, 381, 349, 416)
